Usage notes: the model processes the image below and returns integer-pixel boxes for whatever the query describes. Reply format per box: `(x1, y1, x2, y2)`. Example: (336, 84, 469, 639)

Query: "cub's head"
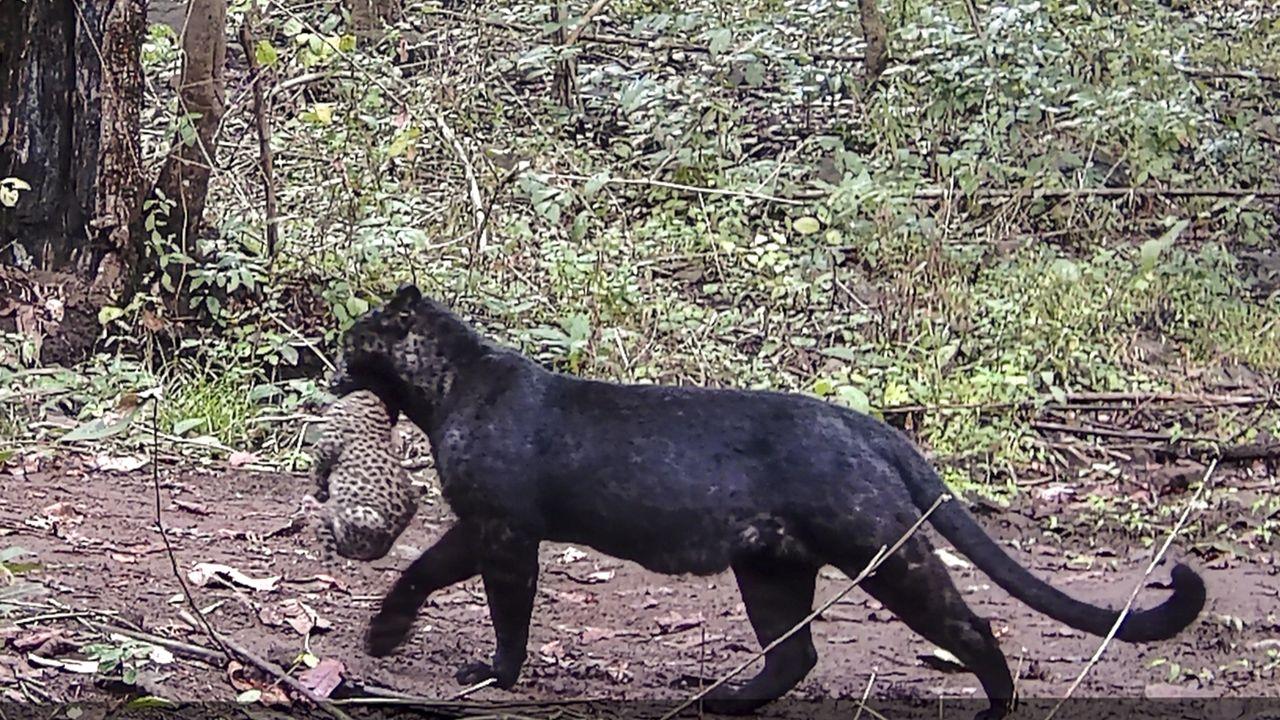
(317, 499, 417, 562)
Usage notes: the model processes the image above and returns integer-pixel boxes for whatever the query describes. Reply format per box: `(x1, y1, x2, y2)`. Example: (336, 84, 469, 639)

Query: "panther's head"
(330, 285, 485, 416)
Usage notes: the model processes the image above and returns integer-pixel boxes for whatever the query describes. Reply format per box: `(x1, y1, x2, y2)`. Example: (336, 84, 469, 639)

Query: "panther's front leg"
(366, 522, 481, 655)
(454, 532, 540, 689)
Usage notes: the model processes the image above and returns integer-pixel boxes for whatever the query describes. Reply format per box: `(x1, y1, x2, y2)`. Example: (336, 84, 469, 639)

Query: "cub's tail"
(896, 451, 1205, 642)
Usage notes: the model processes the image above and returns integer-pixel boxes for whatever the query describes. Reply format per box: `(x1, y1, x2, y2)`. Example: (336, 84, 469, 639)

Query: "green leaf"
(97, 306, 126, 325)
(707, 28, 732, 58)
(1049, 258, 1081, 283)
(254, 40, 278, 67)
(278, 343, 300, 366)
(792, 216, 821, 235)
(836, 386, 871, 415)
(583, 171, 610, 198)
(819, 346, 858, 361)
(1139, 219, 1189, 272)
(345, 297, 369, 317)
(338, 34, 357, 52)
(126, 697, 175, 710)
(60, 407, 139, 443)
(172, 418, 204, 436)
(387, 127, 420, 158)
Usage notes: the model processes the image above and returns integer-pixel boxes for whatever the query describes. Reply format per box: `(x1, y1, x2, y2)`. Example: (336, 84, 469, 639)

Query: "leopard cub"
(311, 390, 418, 561)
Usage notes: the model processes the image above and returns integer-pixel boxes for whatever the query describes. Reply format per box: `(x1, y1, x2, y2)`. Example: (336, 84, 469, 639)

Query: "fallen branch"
(428, 8, 866, 62)
(220, 634, 356, 720)
(1177, 64, 1279, 83)
(544, 172, 1280, 206)
(90, 623, 227, 665)
(880, 390, 1270, 416)
(1031, 420, 1280, 462)
(911, 185, 1280, 200)
(429, 107, 489, 253)
(544, 171, 808, 205)
(1030, 420, 1219, 444)
(658, 493, 950, 720)
(1044, 458, 1218, 720)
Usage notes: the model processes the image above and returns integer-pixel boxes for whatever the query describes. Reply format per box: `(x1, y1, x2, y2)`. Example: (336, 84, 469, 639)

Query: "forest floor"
(0, 454, 1276, 719)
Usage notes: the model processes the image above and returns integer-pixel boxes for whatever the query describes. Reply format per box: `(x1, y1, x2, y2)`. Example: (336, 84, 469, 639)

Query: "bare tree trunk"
(347, 0, 402, 39)
(859, 0, 888, 84)
(0, 0, 145, 363)
(551, 2, 581, 111)
(149, 0, 227, 260)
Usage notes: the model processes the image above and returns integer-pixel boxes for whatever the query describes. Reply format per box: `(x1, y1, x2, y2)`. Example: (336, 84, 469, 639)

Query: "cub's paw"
(454, 660, 520, 689)
(364, 611, 414, 657)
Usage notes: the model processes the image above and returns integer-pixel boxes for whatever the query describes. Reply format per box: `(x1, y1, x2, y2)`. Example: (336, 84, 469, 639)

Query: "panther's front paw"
(454, 658, 520, 689)
(700, 686, 769, 716)
(365, 611, 414, 657)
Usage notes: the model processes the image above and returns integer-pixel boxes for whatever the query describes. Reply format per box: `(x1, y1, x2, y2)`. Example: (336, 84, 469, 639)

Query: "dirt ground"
(1, 455, 1277, 719)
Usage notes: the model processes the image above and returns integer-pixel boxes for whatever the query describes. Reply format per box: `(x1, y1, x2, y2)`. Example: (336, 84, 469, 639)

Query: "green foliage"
(41, 0, 1279, 501)
(81, 636, 175, 686)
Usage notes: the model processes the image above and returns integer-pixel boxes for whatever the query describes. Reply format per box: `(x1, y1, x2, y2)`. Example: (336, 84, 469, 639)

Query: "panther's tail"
(895, 450, 1205, 642)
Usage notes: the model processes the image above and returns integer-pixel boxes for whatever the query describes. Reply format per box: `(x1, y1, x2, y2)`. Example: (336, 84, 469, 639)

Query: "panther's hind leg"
(842, 533, 1013, 720)
(701, 558, 820, 716)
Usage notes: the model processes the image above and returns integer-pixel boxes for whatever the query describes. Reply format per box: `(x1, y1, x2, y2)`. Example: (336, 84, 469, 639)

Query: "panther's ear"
(387, 284, 422, 313)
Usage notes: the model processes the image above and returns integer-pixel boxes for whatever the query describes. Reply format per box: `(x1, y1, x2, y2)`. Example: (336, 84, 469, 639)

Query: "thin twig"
(659, 493, 951, 720)
(89, 623, 227, 664)
(563, 0, 612, 46)
(1043, 458, 1218, 720)
(237, 12, 281, 258)
(149, 394, 229, 657)
(147, 394, 351, 720)
(544, 172, 808, 205)
(913, 185, 1280, 199)
(219, 634, 356, 720)
(1176, 64, 1279, 83)
(880, 391, 1270, 416)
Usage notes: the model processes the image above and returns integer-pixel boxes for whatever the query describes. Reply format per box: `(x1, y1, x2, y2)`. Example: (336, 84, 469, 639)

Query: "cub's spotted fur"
(312, 390, 418, 561)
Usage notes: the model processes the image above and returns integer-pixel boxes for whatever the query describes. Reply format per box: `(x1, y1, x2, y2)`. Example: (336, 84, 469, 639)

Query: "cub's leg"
(454, 532, 540, 689)
(366, 522, 480, 656)
(845, 534, 1013, 720)
(702, 559, 820, 715)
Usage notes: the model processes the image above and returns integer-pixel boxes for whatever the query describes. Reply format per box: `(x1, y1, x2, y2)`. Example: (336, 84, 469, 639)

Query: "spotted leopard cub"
(311, 390, 418, 561)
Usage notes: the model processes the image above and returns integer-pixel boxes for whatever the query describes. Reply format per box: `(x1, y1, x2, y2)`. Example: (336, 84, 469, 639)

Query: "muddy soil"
(0, 456, 1276, 719)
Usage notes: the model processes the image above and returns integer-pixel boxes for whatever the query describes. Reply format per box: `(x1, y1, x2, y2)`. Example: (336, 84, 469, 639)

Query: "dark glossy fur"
(332, 285, 1205, 719)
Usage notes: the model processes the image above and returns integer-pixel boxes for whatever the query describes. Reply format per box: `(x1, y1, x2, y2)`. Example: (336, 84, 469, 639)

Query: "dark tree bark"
(859, 0, 888, 84)
(347, 0, 402, 38)
(149, 0, 227, 259)
(0, 0, 145, 293)
(0, 0, 145, 363)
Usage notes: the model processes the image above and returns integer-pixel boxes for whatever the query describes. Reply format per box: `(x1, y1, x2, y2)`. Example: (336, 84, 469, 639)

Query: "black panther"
(330, 285, 1205, 719)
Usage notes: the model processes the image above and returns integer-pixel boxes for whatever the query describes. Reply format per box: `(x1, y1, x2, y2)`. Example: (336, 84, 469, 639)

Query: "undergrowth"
(3, 0, 1278, 510)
